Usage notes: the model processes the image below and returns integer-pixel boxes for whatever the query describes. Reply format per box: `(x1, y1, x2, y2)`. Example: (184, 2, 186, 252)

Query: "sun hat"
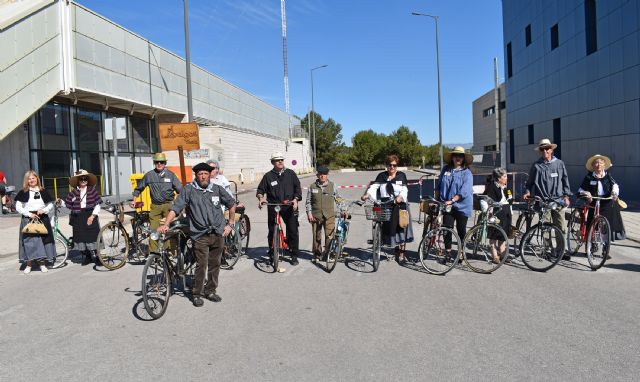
(70, 169, 97, 188)
(270, 152, 285, 161)
(152, 152, 167, 162)
(535, 138, 557, 151)
(585, 154, 612, 172)
(444, 146, 473, 164)
(192, 162, 213, 173)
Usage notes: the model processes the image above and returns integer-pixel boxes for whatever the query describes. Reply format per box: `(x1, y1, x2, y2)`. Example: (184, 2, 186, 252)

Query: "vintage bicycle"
(462, 195, 509, 273)
(325, 198, 362, 273)
(49, 203, 73, 268)
(96, 200, 151, 270)
(566, 195, 612, 270)
(518, 196, 566, 272)
(141, 220, 195, 319)
(363, 199, 396, 272)
(262, 201, 294, 272)
(221, 180, 251, 270)
(417, 196, 462, 275)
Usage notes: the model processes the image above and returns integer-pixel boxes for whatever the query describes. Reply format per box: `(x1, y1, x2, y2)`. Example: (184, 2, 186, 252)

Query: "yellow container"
(130, 173, 151, 212)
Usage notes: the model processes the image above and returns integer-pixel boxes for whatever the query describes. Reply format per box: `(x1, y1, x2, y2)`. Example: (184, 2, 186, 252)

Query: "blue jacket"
(437, 166, 474, 217)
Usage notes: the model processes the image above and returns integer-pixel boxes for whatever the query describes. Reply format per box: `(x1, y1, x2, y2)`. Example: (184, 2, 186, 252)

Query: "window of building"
(528, 124, 534, 144)
(585, 0, 597, 55)
(76, 109, 103, 152)
(553, 118, 561, 159)
(483, 106, 495, 118)
(506, 42, 513, 78)
(525, 24, 532, 46)
(509, 130, 515, 164)
(131, 116, 156, 153)
(484, 144, 497, 152)
(499, 100, 506, 109)
(38, 103, 71, 151)
(550, 24, 559, 50)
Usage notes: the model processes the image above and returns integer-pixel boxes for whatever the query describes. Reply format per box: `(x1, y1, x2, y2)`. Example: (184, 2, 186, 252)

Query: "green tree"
(351, 130, 387, 169)
(300, 112, 344, 167)
(387, 125, 425, 166)
(331, 145, 353, 169)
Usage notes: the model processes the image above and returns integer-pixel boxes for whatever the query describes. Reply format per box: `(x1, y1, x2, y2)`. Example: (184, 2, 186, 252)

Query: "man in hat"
(158, 162, 236, 307)
(131, 152, 183, 251)
(306, 165, 340, 262)
(524, 138, 572, 259)
(256, 152, 302, 265)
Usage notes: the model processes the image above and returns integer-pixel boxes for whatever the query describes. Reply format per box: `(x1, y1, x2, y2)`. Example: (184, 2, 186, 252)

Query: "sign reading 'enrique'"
(158, 122, 200, 151)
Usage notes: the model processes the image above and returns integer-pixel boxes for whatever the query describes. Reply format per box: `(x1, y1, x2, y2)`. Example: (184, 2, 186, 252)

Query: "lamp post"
(310, 64, 328, 169)
(183, 0, 193, 122)
(412, 12, 443, 169)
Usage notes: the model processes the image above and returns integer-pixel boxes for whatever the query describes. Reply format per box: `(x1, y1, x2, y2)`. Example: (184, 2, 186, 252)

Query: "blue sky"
(77, 0, 504, 146)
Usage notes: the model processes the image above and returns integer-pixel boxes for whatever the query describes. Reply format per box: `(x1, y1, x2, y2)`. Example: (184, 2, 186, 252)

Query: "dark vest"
(580, 172, 617, 197)
(309, 181, 335, 219)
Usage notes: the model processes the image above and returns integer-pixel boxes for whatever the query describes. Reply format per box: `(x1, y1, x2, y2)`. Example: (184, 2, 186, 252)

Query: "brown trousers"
(149, 202, 172, 252)
(312, 216, 335, 258)
(193, 233, 224, 296)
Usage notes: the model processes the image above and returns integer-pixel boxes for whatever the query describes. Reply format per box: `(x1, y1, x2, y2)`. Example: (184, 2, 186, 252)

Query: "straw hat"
(270, 151, 285, 161)
(444, 146, 473, 164)
(535, 138, 557, 151)
(617, 198, 628, 209)
(585, 154, 612, 172)
(70, 169, 97, 188)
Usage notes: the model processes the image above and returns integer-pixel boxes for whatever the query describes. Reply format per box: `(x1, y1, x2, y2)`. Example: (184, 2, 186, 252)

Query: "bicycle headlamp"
(150, 232, 160, 241)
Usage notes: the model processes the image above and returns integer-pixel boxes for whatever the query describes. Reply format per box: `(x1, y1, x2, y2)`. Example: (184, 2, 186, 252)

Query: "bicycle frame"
(52, 205, 73, 248)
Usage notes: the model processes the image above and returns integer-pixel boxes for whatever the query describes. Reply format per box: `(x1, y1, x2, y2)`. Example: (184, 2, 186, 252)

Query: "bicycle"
(363, 199, 395, 272)
(462, 195, 509, 273)
(1, 185, 18, 215)
(417, 196, 461, 275)
(141, 220, 195, 319)
(221, 180, 251, 270)
(96, 200, 151, 270)
(518, 196, 566, 272)
(50, 204, 73, 268)
(325, 198, 362, 273)
(566, 195, 612, 270)
(262, 201, 294, 272)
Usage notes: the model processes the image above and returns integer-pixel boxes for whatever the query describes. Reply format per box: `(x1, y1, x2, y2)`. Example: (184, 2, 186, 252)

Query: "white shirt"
(366, 177, 408, 202)
(59, 187, 101, 215)
(16, 188, 53, 218)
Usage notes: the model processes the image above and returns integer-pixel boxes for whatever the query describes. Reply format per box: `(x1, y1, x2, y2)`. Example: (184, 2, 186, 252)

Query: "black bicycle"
(221, 181, 251, 270)
(141, 219, 195, 319)
(518, 196, 566, 272)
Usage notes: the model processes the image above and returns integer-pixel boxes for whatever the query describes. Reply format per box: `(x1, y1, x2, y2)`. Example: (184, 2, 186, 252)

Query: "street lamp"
(412, 12, 444, 169)
(183, 0, 193, 122)
(310, 64, 328, 169)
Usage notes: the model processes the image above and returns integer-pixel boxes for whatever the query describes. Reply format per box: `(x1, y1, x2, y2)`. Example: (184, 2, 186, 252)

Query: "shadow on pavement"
(604, 263, 640, 272)
(132, 298, 155, 322)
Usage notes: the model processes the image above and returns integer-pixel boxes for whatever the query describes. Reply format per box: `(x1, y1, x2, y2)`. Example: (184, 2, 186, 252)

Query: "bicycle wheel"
(221, 227, 241, 270)
(326, 238, 339, 273)
(566, 208, 584, 256)
(239, 215, 250, 255)
(419, 227, 461, 275)
(586, 215, 610, 270)
(463, 223, 508, 274)
(272, 226, 281, 271)
(50, 235, 69, 269)
(96, 222, 129, 270)
(519, 223, 565, 272)
(371, 223, 381, 272)
(142, 254, 170, 319)
(133, 221, 150, 262)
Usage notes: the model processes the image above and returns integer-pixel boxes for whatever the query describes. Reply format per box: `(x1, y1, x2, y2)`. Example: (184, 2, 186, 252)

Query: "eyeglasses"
(154, 161, 167, 165)
(79, 177, 88, 182)
(34, 191, 41, 199)
(273, 159, 284, 163)
(388, 164, 398, 168)
(540, 147, 553, 152)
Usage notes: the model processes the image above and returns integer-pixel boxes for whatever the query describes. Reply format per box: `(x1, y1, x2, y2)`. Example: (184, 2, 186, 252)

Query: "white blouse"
(366, 177, 408, 202)
(16, 188, 53, 218)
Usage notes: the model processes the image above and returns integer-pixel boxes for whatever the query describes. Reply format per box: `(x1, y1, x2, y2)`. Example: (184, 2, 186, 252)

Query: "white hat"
(535, 138, 558, 151)
(270, 152, 285, 161)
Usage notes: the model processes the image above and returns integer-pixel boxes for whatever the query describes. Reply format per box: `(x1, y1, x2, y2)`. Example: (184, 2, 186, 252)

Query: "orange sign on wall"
(158, 122, 200, 151)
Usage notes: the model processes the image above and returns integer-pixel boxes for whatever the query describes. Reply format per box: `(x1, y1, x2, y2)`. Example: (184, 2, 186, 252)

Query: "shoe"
(290, 257, 299, 266)
(40, 264, 48, 273)
(23, 266, 32, 274)
(192, 296, 204, 307)
(204, 293, 222, 302)
(562, 254, 571, 261)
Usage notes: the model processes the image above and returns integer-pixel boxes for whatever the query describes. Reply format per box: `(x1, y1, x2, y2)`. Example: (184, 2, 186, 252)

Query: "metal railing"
(41, 175, 105, 199)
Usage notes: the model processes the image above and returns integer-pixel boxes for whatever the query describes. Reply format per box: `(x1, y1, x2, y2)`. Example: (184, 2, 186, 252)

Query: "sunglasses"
(154, 161, 167, 165)
(539, 147, 553, 152)
(79, 177, 88, 182)
(388, 164, 398, 168)
(273, 159, 284, 163)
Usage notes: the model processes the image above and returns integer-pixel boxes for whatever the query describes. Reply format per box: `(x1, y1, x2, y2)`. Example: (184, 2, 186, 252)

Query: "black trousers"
(442, 209, 468, 249)
(267, 205, 299, 256)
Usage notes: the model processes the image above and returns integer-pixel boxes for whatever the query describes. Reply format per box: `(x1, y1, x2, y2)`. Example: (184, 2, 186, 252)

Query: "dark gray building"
(472, 83, 506, 169)
(502, 0, 640, 200)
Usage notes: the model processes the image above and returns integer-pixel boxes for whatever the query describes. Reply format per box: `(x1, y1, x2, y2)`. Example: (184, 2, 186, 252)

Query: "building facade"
(502, 0, 640, 200)
(0, 0, 311, 197)
(472, 83, 506, 169)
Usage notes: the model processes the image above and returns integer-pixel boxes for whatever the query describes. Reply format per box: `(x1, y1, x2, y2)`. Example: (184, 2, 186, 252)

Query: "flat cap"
(192, 162, 213, 173)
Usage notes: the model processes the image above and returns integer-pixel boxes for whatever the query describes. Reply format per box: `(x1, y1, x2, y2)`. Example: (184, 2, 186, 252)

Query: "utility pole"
(183, 0, 193, 122)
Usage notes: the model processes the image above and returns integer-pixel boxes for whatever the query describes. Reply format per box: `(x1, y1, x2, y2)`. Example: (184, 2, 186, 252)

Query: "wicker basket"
(364, 204, 392, 222)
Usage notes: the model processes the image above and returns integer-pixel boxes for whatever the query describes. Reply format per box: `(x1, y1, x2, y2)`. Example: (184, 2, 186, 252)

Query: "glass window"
(104, 114, 130, 152)
(39, 103, 71, 150)
(76, 109, 103, 152)
(585, 0, 597, 55)
(131, 116, 152, 153)
(36, 150, 72, 198)
(551, 24, 559, 50)
(525, 24, 531, 47)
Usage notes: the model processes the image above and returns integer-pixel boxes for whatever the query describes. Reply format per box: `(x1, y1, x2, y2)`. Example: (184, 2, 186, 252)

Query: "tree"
(300, 112, 343, 167)
(351, 130, 387, 169)
(387, 125, 425, 166)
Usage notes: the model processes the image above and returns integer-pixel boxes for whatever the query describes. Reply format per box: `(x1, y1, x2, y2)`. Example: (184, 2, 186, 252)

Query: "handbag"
(22, 217, 48, 235)
(399, 209, 410, 228)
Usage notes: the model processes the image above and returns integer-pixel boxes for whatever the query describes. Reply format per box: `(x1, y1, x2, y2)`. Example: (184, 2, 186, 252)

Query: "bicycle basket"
(364, 204, 392, 222)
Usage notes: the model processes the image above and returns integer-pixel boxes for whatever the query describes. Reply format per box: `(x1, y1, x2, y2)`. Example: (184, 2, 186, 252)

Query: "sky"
(76, 0, 505, 146)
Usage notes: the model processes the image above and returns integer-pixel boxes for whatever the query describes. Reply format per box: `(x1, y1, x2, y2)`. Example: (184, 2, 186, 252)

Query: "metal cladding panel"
(110, 47, 126, 74)
(124, 32, 147, 61)
(125, 54, 146, 82)
(75, 33, 94, 64)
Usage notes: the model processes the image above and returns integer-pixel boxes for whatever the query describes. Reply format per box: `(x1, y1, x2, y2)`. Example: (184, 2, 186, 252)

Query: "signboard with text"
(158, 122, 200, 151)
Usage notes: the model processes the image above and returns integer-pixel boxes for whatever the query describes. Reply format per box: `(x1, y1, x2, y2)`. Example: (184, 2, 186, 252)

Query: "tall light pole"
(412, 12, 443, 168)
(183, 0, 193, 122)
(310, 64, 328, 169)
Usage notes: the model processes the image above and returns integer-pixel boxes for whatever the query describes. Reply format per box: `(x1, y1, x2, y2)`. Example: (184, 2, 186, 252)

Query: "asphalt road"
(1, 170, 639, 381)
